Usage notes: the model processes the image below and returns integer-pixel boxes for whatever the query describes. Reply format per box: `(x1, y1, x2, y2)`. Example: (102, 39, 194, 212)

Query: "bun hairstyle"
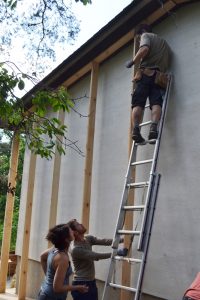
(46, 224, 71, 250)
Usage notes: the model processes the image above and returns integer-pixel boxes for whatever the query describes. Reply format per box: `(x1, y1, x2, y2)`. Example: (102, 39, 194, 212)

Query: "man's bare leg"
(131, 106, 145, 144)
(148, 105, 162, 141)
(151, 105, 162, 123)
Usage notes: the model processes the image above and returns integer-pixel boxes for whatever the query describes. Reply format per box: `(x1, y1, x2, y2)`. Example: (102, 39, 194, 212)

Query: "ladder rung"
(146, 139, 156, 144)
(114, 256, 142, 263)
(109, 283, 136, 292)
(131, 159, 153, 166)
(117, 230, 140, 235)
(127, 181, 149, 189)
(123, 205, 145, 211)
(140, 120, 152, 127)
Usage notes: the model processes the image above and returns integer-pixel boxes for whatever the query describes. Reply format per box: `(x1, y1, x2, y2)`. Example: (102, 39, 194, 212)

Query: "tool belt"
(154, 70, 169, 89)
(133, 68, 169, 89)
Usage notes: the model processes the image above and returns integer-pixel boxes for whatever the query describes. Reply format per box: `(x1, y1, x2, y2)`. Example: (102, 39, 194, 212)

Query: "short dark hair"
(136, 24, 152, 35)
(67, 219, 77, 231)
(46, 224, 70, 250)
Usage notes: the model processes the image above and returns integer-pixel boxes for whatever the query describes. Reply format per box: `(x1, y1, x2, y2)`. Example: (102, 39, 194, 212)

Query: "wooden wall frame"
(81, 61, 99, 231)
(0, 134, 20, 293)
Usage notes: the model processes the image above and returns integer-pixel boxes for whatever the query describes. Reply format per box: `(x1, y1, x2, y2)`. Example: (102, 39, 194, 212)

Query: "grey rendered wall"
(16, 2, 200, 299)
(87, 45, 132, 280)
(16, 113, 56, 260)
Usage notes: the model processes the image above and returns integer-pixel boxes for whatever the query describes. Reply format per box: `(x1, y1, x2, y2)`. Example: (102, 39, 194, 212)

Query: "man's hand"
(117, 247, 128, 257)
(125, 60, 134, 68)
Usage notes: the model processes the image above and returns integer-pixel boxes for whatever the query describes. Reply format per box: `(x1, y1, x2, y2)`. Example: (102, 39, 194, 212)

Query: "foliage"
(0, 0, 92, 76)
(0, 62, 86, 159)
(0, 0, 91, 159)
(0, 137, 25, 251)
(0, 0, 91, 252)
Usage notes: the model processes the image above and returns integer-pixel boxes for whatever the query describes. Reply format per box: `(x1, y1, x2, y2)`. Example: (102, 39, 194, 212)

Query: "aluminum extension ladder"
(102, 75, 172, 300)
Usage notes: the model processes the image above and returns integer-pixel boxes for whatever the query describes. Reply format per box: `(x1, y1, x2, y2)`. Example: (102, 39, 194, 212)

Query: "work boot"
(148, 123, 158, 144)
(132, 126, 146, 145)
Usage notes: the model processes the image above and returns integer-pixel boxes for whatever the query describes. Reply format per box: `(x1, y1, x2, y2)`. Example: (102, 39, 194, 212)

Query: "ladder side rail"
(102, 249, 118, 300)
(136, 172, 155, 251)
(149, 74, 172, 173)
(134, 174, 161, 300)
(111, 141, 137, 249)
(137, 75, 172, 250)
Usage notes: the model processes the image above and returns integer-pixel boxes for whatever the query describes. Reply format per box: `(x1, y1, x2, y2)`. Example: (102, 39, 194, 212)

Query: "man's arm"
(72, 241, 127, 261)
(133, 46, 149, 65)
(87, 235, 124, 246)
(72, 247, 111, 261)
(89, 235, 112, 246)
(126, 32, 151, 68)
(126, 46, 149, 68)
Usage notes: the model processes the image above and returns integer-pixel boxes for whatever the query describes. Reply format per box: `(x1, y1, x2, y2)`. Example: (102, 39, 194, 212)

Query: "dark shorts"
(182, 296, 195, 300)
(71, 280, 98, 300)
(131, 73, 164, 109)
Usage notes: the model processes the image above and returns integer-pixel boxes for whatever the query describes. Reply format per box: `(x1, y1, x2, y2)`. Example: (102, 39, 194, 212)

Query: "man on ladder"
(126, 23, 172, 144)
(102, 24, 172, 300)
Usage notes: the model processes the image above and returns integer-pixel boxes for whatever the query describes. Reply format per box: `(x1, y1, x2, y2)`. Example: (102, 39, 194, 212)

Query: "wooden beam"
(95, 31, 134, 64)
(81, 62, 99, 231)
(48, 110, 65, 232)
(120, 36, 140, 300)
(63, 63, 92, 88)
(18, 152, 37, 300)
(144, 0, 177, 24)
(0, 134, 20, 293)
(63, 31, 134, 89)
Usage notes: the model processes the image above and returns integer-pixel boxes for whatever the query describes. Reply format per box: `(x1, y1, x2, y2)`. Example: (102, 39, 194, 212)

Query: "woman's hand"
(76, 285, 89, 293)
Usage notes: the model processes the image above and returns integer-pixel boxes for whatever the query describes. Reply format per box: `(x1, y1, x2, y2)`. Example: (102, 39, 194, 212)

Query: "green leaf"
(11, 0, 17, 9)
(18, 79, 25, 90)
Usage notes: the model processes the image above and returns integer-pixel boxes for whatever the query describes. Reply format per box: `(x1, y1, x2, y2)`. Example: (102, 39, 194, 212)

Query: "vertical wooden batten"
(0, 134, 20, 293)
(120, 33, 139, 300)
(18, 152, 37, 300)
(48, 110, 65, 232)
(81, 61, 99, 230)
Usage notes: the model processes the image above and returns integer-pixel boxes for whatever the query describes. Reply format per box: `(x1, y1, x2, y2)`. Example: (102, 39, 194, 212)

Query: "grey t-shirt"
(139, 32, 171, 72)
(71, 235, 112, 281)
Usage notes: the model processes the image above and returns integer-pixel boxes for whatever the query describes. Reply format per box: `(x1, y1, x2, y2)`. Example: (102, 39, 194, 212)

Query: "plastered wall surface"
(16, 2, 200, 299)
(16, 111, 56, 259)
(56, 75, 90, 224)
(89, 46, 132, 280)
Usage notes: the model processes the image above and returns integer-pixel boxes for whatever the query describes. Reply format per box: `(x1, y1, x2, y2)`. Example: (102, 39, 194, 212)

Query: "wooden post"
(120, 32, 139, 300)
(48, 110, 65, 232)
(18, 152, 36, 300)
(0, 134, 20, 293)
(81, 61, 99, 231)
